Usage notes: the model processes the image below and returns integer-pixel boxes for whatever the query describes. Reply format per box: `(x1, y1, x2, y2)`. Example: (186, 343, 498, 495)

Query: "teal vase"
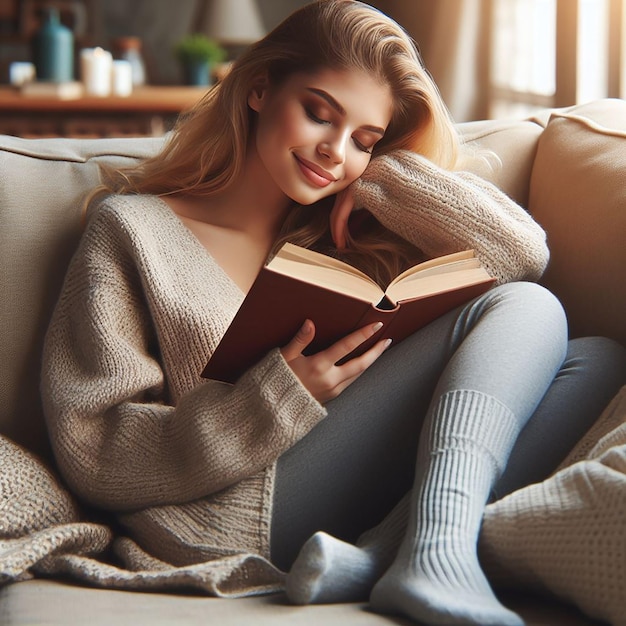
(33, 8, 74, 82)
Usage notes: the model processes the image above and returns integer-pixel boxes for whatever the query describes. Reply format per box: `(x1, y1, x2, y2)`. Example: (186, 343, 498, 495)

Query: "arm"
(41, 207, 327, 512)
(351, 150, 549, 284)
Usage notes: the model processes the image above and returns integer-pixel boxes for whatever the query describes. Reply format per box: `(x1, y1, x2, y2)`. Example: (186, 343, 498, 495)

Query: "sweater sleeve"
(351, 150, 549, 284)
(41, 206, 326, 512)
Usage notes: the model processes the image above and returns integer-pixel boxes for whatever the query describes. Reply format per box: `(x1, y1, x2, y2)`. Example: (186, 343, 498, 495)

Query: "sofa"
(1, 98, 624, 625)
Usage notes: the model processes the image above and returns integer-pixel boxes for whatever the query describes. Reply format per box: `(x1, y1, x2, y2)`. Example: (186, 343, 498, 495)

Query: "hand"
(330, 187, 355, 250)
(281, 319, 390, 404)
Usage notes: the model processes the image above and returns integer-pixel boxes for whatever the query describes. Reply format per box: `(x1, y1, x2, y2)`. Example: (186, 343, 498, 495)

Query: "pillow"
(481, 386, 626, 626)
(528, 100, 626, 346)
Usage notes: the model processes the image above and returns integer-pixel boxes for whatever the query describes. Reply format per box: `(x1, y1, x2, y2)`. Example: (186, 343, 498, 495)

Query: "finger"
(330, 189, 355, 250)
(338, 337, 392, 380)
(322, 321, 384, 365)
(330, 338, 392, 395)
(281, 319, 315, 362)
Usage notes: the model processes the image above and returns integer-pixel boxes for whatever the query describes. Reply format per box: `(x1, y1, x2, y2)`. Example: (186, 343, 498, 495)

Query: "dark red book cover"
(201, 248, 495, 384)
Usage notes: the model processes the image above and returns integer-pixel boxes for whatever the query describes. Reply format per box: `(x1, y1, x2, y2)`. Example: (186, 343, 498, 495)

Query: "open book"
(202, 242, 495, 383)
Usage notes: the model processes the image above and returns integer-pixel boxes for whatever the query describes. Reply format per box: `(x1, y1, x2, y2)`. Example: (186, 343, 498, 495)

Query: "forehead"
(279, 68, 393, 128)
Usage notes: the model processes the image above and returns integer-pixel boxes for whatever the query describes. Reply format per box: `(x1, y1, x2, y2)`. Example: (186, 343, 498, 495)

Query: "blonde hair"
(98, 0, 463, 287)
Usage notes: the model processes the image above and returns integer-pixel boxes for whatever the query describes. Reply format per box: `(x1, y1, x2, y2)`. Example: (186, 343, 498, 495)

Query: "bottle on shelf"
(112, 37, 147, 87)
(32, 7, 74, 82)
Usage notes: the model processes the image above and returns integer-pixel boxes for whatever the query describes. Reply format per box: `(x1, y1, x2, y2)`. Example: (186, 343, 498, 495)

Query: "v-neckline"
(153, 195, 246, 298)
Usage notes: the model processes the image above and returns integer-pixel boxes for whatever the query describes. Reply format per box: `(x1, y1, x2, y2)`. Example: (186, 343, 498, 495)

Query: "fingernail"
(373, 322, 383, 332)
(384, 338, 392, 349)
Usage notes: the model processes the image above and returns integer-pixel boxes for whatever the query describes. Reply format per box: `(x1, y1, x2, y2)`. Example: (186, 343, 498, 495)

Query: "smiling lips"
(294, 154, 337, 188)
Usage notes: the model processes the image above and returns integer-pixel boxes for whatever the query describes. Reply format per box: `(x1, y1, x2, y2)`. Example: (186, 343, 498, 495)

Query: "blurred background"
(0, 0, 624, 124)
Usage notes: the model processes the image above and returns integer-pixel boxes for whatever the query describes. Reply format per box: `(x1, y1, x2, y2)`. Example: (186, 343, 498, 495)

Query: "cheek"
(344, 154, 372, 186)
(257, 103, 308, 150)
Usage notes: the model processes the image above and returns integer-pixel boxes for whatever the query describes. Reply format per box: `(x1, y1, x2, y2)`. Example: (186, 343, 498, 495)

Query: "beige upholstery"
(529, 101, 626, 345)
(1, 99, 624, 625)
(0, 135, 163, 462)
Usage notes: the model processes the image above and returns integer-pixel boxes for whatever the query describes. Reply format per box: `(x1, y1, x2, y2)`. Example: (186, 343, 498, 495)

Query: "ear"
(248, 75, 270, 112)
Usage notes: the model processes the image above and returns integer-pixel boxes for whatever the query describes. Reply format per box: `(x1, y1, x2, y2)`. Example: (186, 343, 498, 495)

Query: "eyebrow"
(306, 87, 386, 136)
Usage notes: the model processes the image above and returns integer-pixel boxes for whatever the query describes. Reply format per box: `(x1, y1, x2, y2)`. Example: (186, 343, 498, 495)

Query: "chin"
(287, 187, 336, 207)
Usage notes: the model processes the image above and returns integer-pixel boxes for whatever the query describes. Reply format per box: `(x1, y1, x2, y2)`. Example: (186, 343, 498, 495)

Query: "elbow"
(495, 239, 550, 285)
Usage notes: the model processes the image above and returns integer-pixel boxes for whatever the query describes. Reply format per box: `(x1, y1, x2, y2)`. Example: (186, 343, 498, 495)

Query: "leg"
(495, 335, 626, 498)
(369, 282, 566, 626)
(288, 331, 626, 608)
(273, 295, 463, 571)
(285, 282, 560, 617)
(275, 283, 562, 566)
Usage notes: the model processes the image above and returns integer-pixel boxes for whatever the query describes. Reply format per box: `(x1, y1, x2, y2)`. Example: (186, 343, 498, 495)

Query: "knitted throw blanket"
(481, 384, 626, 626)
(0, 436, 284, 597)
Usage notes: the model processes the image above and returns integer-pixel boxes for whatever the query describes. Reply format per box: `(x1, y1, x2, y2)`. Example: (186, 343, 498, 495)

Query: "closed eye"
(353, 138, 373, 154)
(305, 107, 330, 125)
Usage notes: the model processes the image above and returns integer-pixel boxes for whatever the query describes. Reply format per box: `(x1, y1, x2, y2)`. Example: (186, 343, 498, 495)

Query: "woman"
(41, 2, 626, 625)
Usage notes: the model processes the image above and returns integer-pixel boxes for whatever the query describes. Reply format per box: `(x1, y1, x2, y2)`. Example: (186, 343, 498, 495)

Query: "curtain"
(375, 0, 492, 122)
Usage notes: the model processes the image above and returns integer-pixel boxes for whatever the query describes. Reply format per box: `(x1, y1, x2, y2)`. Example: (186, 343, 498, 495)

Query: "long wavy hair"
(98, 0, 462, 287)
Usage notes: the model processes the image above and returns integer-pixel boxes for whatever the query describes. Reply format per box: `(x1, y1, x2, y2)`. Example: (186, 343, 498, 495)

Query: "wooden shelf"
(0, 85, 207, 137)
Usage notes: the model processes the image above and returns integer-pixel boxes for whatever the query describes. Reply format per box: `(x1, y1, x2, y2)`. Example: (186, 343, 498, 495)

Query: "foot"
(369, 545, 524, 625)
(285, 532, 381, 604)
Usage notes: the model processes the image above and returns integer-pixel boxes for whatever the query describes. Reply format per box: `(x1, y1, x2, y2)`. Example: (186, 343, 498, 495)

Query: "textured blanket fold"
(0, 436, 284, 598)
(481, 385, 626, 626)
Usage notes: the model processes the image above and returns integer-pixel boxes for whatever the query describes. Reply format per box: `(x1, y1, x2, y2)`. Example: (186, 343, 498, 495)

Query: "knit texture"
(352, 150, 549, 284)
(5, 151, 550, 595)
(0, 433, 284, 596)
(370, 390, 524, 625)
(481, 385, 626, 626)
(39, 194, 327, 593)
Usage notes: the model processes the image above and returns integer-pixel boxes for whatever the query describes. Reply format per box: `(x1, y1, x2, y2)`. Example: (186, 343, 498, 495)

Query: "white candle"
(111, 60, 133, 97)
(81, 47, 113, 96)
(9, 62, 36, 86)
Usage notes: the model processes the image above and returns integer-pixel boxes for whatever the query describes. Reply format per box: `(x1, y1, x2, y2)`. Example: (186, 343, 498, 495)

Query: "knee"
(490, 281, 567, 331)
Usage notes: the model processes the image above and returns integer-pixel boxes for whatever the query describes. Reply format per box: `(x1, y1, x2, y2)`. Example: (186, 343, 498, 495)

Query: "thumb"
(281, 319, 315, 362)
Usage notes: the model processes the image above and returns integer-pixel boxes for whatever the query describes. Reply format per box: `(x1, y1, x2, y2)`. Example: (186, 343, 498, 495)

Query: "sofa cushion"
(0, 135, 163, 462)
(0, 580, 602, 626)
(457, 118, 543, 209)
(528, 98, 626, 346)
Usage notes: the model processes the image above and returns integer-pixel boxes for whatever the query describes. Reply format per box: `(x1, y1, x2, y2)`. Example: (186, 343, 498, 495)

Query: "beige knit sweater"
(34, 150, 549, 595)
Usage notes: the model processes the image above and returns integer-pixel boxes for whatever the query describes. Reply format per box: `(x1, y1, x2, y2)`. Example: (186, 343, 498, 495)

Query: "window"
(490, 0, 625, 118)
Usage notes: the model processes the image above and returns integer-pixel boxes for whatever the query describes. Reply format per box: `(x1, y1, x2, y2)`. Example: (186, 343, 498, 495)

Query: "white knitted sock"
(370, 390, 524, 626)
(285, 494, 409, 604)
(481, 388, 626, 626)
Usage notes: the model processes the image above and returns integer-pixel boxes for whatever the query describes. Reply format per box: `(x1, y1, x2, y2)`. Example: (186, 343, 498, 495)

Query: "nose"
(318, 130, 349, 164)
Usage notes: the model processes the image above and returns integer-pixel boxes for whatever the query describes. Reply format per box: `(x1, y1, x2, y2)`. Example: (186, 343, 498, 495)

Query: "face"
(248, 68, 393, 206)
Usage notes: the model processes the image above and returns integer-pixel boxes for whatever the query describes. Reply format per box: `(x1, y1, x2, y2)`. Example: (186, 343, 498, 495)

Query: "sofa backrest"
(2, 99, 623, 463)
(0, 135, 163, 461)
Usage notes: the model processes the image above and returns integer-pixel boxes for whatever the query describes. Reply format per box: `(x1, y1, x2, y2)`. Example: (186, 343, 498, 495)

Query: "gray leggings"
(271, 282, 626, 570)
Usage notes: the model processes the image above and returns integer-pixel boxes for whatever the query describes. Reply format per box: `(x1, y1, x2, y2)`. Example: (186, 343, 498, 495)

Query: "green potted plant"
(174, 34, 227, 86)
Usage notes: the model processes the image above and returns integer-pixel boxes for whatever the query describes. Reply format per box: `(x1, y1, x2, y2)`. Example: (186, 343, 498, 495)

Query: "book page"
(388, 250, 478, 287)
(386, 250, 493, 304)
(388, 267, 493, 303)
(269, 243, 384, 303)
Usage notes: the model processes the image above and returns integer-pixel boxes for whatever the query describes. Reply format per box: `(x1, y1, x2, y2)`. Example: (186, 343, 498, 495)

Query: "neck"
(208, 141, 293, 240)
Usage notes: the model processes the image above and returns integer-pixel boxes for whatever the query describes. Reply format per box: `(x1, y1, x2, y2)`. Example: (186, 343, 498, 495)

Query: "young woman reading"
(41, 2, 626, 625)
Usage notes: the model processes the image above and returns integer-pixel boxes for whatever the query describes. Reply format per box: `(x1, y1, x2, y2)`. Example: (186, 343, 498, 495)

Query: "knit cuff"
(244, 348, 327, 442)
